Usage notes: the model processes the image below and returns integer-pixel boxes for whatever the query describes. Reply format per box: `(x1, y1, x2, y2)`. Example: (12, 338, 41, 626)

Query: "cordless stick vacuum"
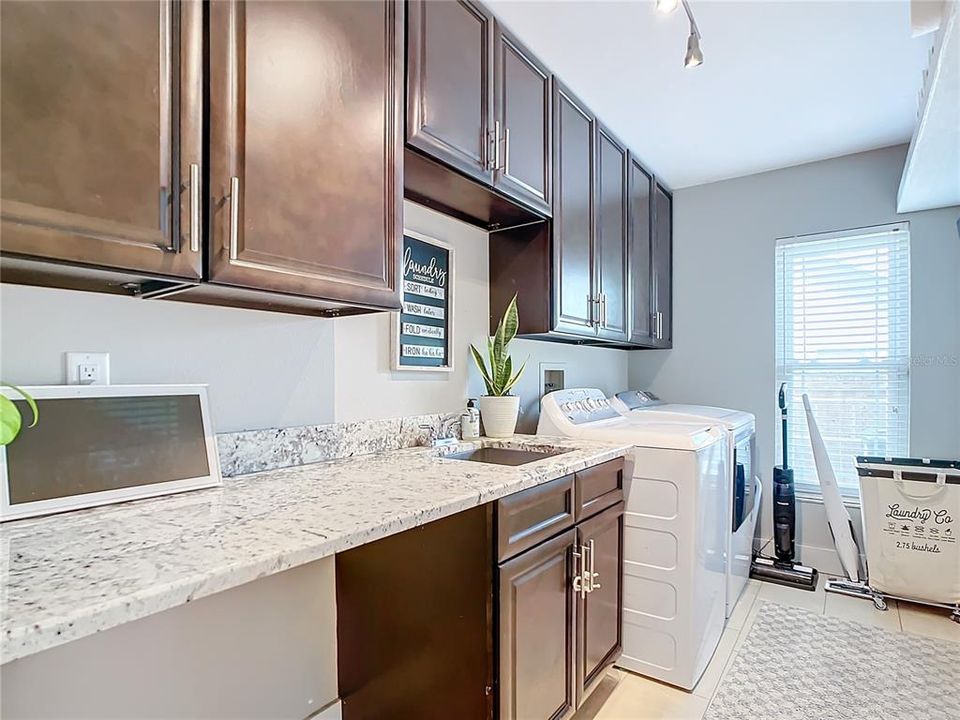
(750, 383, 820, 591)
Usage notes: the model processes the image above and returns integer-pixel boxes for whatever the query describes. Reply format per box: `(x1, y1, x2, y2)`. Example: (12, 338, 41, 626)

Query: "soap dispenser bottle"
(461, 399, 481, 439)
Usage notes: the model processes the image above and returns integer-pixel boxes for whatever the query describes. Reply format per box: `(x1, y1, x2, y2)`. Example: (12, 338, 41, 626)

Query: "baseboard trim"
(307, 700, 341, 720)
(796, 544, 866, 579)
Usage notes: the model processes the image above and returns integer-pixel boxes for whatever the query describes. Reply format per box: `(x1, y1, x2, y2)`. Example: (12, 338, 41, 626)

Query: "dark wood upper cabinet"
(407, 0, 494, 186)
(493, 23, 552, 215)
(594, 125, 629, 343)
(0, 0, 203, 283)
(628, 156, 655, 345)
(499, 528, 577, 720)
(208, 0, 402, 311)
(576, 502, 624, 705)
(552, 80, 596, 337)
(652, 182, 674, 347)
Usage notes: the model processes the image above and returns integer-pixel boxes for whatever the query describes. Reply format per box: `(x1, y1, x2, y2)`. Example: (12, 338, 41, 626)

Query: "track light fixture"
(657, 0, 704, 68)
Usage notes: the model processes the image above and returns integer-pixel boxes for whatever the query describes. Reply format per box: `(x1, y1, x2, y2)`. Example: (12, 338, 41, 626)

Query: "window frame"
(774, 222, 912, 499)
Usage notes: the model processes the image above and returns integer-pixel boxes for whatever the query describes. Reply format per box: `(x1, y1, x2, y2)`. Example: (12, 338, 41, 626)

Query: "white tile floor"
(576, 578, 960, 720)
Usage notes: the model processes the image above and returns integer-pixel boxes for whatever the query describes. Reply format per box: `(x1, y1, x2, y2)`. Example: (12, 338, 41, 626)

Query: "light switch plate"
(65, 352, 110, 385)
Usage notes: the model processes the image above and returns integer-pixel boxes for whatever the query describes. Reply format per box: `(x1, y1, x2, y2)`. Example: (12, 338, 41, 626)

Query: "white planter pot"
(478, 395, 520, 438)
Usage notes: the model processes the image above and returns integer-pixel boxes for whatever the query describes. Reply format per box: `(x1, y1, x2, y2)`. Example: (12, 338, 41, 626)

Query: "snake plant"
(470, 294, 526, 396)
(0, 383, 38, 446)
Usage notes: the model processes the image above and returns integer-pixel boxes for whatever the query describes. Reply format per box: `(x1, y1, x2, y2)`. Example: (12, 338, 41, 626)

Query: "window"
(775, 223, 910, 497)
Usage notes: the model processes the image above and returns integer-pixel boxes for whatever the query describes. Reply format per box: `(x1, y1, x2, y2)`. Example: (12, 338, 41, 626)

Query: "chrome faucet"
(418, 423, 457, 448)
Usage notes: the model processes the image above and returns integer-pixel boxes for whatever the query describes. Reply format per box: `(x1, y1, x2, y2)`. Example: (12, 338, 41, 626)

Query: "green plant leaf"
(494, 355, 513, 396)
(491, 294, 519, 382)
(492, 314, 507, 378)
(502, 357, 527, 395)
(3, 384, 38, 428)
(0, 396, 21, 446)
(469, 344, 495, 396)
(0, 383, 38, 446)
(502, 295, 519, 346)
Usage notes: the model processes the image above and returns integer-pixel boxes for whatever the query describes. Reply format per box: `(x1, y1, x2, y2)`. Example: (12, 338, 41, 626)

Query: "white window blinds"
(775, 223, 911, 497)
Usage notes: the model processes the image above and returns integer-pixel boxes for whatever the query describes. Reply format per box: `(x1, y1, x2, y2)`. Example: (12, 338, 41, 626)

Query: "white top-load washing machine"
(609, 390, 760, 619)
(539, 388, 729, 690)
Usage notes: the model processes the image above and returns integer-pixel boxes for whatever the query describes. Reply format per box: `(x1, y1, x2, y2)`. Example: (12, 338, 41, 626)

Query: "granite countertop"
(1, 435, 630, 663)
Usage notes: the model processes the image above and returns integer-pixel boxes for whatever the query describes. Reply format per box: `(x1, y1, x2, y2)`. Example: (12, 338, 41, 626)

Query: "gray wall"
(629, 144, 960, 569)
(1, 201, 627, 433)
(1, 558, 339, 720)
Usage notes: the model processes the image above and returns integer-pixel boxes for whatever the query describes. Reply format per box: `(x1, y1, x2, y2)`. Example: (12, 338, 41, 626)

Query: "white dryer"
(539, 388, 728, 690)
(609, 390, 760, 619)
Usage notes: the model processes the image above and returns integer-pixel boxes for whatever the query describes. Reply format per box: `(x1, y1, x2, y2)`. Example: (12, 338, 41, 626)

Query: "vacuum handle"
(779, 382, 789, 469)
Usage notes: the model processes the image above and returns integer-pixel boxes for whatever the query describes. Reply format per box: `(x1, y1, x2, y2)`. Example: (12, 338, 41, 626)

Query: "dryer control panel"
(614, 390, 664, 411)
(542, 388, 620, 425)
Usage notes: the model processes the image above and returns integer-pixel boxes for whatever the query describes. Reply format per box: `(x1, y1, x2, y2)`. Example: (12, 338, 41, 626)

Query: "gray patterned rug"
(705, 602, 960, 720)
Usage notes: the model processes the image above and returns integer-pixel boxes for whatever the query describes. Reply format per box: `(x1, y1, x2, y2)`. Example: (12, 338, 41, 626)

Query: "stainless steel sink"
(444, 446, 569, 466)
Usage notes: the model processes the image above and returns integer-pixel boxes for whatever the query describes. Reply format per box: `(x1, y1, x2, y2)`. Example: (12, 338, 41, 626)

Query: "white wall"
(628, 144, 960, 569)
(1, 201, 628, 433)
(331, 203, 489, 423)
(334, 201, 629, 429)
(0, 284, 336, 433)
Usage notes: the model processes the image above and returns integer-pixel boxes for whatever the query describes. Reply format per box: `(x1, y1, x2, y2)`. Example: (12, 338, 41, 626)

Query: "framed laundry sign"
(392, 230, 454, 372)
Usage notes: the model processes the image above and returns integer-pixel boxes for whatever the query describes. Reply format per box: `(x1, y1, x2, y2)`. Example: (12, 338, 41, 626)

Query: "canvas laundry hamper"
(857, 457, 960, 604)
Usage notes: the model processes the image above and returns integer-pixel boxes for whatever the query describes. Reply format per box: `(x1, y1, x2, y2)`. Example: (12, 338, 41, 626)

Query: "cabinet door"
(493, 23, 551, 215)
(499, 529, 577, 720)
(209, 0, 402, 309)
(0, 0, 202, 281)
(594, 125, 629, 343)
(628, 156, 655, 345)
(576, 502, 624, 705)
(652, 182, 673, 346)
(407, 0, 494, 185)
(552, 80, 596, 338)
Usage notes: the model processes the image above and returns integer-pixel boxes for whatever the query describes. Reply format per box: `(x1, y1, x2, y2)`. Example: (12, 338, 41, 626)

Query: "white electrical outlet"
(66, 352, 111, 385)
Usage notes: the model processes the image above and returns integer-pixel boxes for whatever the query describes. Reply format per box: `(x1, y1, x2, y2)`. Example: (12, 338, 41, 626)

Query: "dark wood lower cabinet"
(576, 503, 625, 703)
(499, 476, 625, 720)
(336, 505, 494, 720)
(499, 529, 578, 720)
(336, 462, 624, 720)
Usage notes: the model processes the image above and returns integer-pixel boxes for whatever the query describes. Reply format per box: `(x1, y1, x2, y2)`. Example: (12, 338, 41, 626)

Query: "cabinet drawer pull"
(189, 163, 200, 253)
(228, 176, 240, 261)
(493, 120, 502, 171)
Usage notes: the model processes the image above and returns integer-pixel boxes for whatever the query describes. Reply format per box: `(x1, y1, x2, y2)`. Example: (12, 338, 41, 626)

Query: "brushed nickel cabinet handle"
(189, 163, 200, 253)
(504, 126, 510, 174)
(580, 545, 593, 598)
(228, 176, 240, 261)
(589, 538, 600, 591)
(572, 545, 583, 595)
(494, 120, 502, 171)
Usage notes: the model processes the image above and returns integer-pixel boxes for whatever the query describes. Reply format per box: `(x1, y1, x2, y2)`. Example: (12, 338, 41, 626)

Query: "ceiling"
(487, 0, 933, 189)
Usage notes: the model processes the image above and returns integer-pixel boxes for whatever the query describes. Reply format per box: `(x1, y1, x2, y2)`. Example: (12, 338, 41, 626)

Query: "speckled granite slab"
(216, 412, 462, 476)
(0, 435, 629, 663)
